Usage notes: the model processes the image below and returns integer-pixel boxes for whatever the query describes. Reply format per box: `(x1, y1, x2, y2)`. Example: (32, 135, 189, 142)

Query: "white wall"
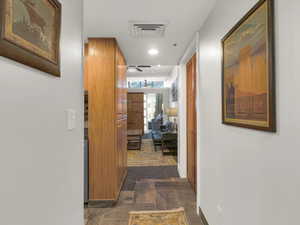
(177, 64, 187, 178)
(196, 1, 300, 225)
(0, 0, 84, 225)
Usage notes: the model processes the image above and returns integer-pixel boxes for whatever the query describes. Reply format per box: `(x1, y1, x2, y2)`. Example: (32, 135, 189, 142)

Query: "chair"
(161, 133, 178, 155)
(127, 136, 142, 150)
(152, 131, 162, 151)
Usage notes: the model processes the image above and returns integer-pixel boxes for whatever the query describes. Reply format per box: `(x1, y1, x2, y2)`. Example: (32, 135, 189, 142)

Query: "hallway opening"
(83, 39, 200, 223)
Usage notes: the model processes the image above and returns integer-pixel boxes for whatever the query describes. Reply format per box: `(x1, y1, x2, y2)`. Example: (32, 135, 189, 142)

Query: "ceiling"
(84, 0, 215, 66)
(127, 65, 174, 79)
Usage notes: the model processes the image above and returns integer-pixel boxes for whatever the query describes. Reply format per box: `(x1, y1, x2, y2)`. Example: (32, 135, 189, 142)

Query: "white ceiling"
(127, 65, 174, 79)
(84, 0, 215, 66)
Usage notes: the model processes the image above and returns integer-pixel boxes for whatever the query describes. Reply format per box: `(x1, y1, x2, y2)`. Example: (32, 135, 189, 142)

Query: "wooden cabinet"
(116, 46, 127, 119)
(85, 38, 127, 204)
(116, 119, 127, 189)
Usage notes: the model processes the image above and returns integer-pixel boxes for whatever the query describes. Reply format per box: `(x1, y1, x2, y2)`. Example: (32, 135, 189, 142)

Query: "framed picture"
(0, 0, 61, 76)
(171, 77, 178, 102)
(222, 0, 276, 132)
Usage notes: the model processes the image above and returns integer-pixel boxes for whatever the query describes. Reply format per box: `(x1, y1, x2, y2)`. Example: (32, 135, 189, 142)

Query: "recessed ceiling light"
(148, 48, 159, 56)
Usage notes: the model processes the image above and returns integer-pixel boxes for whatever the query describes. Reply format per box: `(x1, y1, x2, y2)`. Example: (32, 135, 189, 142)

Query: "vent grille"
(129, 21, 168, 38)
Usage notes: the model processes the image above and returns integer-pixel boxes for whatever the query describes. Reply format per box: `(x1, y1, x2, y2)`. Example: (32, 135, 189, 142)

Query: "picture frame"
(171, 77, 178, 102)
(221, 0, 276, 132)
(0, 0, 61, 76)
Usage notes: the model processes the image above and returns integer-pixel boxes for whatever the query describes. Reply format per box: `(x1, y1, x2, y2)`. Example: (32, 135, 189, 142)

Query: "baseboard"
(86, 170, 128, 208)
(87, 200, 117, 208)
(199, 207, 209, 225)
(177, 163, 187, 178)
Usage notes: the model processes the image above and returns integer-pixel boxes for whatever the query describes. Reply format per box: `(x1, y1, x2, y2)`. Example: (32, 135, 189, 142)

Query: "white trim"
(195, 31, 201, 215)
(179, 34, 198, 65)
(177, 32, 199, 179)
(177, 64, 187, 178)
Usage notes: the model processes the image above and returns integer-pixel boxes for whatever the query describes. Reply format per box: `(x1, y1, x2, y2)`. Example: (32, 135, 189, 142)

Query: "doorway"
(186, 54, 197, 192)
(143, 93, 158, 134)
(127, 92, 144, 133)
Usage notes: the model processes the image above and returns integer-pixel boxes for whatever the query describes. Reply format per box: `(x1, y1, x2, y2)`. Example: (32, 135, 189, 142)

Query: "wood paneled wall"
(86, 38, 127, 202)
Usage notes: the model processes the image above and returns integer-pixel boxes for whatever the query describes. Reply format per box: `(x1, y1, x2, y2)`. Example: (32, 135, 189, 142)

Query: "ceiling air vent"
(129, 21, 168, 38)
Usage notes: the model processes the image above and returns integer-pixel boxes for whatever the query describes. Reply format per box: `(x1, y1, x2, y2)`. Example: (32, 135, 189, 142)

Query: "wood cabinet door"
(187, 54, 197, 192)
(116, 120, 123, 189)
(123, 72, 127, 116)
(116, 47, 123, 116)
(116, 46, 127, 118)
(116, 118, 127, 189)
(122, 119, 127, 178)
(121, 54, 127, 116)
(127, 93, 144, 132)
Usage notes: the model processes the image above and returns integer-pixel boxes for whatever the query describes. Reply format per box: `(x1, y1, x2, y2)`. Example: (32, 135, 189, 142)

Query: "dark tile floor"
(85, 167, 203, 225)
(123, 166, 179, 191)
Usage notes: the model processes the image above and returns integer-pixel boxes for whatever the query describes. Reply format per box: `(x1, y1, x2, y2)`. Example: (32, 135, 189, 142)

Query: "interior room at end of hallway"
(127, 89, 179, 167)
(127, 138, 177, 167)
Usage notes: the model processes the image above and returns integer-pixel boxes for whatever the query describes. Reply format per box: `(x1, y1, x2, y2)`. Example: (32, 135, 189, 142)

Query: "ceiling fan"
(127, 65, 152, 72)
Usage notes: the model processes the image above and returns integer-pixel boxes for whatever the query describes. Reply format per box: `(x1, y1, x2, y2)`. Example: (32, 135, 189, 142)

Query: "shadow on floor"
(123, 166, 179, 191)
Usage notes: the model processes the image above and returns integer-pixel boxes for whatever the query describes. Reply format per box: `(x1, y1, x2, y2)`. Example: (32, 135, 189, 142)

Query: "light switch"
(217, 203, 223, 214)
(66, 109, 76, 130)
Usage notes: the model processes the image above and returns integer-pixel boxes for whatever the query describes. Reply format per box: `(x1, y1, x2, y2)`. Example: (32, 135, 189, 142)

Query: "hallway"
(85, 178, 202, 225)
(85, 138, 201, 225)
(1, 1, 300, 225)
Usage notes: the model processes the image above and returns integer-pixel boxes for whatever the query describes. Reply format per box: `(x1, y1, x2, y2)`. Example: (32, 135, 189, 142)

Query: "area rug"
(122, 166, 179, 191)
(128, 208, 189, 225)
(128, 139, 177, 167)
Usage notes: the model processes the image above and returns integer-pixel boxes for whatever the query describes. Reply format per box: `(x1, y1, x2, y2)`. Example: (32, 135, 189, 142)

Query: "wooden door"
(84, 43, 89, 91)
(127, 93, 144, 133)
(187, 54, 197, 192)
(116, 46, 127, 118)
(116, 46, 125, 117)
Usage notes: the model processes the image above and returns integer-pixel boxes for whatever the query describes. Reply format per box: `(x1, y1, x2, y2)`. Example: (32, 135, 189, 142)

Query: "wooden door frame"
(186, 53, 197, 193)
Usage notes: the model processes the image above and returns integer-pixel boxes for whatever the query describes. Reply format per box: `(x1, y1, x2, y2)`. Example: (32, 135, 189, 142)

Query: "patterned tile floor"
(85, 178, 203, 225)
(85, 138, 202, 225)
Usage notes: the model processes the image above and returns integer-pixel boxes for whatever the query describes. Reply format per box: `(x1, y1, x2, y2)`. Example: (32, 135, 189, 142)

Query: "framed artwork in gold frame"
(222, 0, 276, 132)
(0, 0, 61, 76)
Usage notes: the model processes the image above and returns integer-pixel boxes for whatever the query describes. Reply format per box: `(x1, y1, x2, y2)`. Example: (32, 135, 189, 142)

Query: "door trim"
(186, 53, 197, 193)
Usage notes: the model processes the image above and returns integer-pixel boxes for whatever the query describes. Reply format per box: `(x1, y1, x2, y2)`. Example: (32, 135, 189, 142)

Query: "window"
(144, 93, 157, 132)
(128, 80, 164, 88)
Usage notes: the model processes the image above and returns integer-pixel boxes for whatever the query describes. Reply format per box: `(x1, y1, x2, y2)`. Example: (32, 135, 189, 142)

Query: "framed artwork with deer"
(0, 0, 61, 76)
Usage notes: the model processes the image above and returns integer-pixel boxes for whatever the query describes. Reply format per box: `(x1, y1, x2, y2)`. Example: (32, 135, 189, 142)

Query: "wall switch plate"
(217, 204, 223, 214)
(66, 109, 76, 130)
